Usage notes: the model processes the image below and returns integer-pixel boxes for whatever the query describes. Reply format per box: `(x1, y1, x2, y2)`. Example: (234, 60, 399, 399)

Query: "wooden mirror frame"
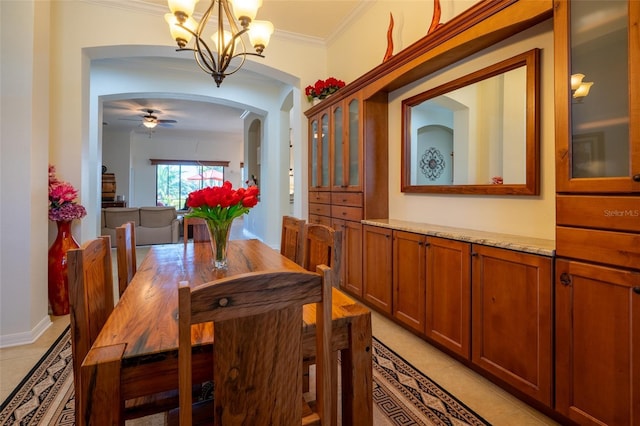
(401, 48, 540, 195)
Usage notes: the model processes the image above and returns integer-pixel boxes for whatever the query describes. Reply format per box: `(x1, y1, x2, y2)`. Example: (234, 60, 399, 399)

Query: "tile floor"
(1, 228, 560, 425)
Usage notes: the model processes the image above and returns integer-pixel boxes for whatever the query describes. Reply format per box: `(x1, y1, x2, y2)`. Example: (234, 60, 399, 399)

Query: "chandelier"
(165, 0, 274, 87)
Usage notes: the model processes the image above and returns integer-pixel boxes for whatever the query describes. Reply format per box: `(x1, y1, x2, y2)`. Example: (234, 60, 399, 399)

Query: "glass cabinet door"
(310, 118, 318, 188)
(332, 96, 362, 191)
(347, 97, 361, 189)
(320, 112, 330, 188)
(556, 0, 640, 192)
(332, 104, 344, 188)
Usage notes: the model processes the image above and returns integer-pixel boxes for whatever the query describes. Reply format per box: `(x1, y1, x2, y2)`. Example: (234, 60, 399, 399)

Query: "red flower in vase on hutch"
(48, 165, 86, 316)
(185, 181, 259, 269)
(305, 77, 346, 105)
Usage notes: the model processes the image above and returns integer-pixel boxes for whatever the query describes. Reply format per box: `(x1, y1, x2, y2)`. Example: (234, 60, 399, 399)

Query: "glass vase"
(47, 220, 80, 315)
(205, 218, 233, 269)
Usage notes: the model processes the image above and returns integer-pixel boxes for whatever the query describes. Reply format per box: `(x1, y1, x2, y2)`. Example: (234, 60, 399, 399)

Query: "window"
(152, 160, 227, 210)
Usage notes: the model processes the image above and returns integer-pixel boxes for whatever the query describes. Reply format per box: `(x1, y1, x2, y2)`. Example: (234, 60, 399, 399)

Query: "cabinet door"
(392, 231, 426, 333)
(331, 103, 344, 190)
(362, 225, 392, 314)
(309, 111, 331, 190)
(332, 94, 363, 192)
(471, 245, 553, 405)
(555, 0, 640, 193)
(332, 218, 362, 297)
(556, 259, 640, 425)
(425, 237, 470, 358)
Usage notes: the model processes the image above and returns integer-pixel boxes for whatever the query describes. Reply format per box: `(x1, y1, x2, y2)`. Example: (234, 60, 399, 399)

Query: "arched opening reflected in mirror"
(402, 48, 540, 195)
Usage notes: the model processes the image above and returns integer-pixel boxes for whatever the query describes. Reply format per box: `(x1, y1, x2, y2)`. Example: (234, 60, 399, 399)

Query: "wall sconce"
(571, 73, 594, 101)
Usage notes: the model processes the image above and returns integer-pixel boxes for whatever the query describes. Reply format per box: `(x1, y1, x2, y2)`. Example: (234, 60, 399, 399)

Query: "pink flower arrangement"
(305, 77, 346, 102)
(48, 165, 87, 222)
(186, 181, 259, 225)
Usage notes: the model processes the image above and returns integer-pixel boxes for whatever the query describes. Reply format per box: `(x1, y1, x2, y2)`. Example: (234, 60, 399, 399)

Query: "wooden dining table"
(80, 239, 372, 425)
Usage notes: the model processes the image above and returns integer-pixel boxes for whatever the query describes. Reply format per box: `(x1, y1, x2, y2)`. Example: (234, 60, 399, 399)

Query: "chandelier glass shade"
(165, 0, 274, 87)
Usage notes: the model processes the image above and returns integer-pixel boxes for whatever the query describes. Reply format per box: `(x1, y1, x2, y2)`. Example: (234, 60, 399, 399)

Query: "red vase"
(48, 220, 80, 315)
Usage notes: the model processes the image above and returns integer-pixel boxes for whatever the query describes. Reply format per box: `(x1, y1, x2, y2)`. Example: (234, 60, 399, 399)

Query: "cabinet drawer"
(556, 226, 640, 269)
(309, 191, 331, 204)
(331, 192, 363, 207)
(309, 214, 332, 227)
(309, 203, 331, 217)
(332, 205, 363, 221)
(557, 195, 640, 233)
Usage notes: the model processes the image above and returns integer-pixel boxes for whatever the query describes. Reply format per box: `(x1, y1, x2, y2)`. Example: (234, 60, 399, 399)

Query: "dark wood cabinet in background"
(307, 92, 388, 296)
(362, 225, 392, 314)
(471, 245, 553, 406)
(555, 259, 640, 426)
(554, 1, 640, 423)
(426, 237, 471, 358)
(332, 218, 362, 296)
(392, 231, 426, 334)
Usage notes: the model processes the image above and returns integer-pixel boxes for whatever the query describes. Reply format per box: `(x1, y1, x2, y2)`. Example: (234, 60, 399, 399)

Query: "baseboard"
(0, 315, 52, 348)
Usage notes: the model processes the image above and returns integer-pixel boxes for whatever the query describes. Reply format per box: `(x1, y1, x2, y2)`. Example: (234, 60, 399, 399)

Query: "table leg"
(340, 307, 372, 425)
(80, 344, 126, 426)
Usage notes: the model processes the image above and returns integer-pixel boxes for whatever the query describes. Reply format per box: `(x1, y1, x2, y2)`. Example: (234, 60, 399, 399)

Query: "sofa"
(101, 207, 180, 246)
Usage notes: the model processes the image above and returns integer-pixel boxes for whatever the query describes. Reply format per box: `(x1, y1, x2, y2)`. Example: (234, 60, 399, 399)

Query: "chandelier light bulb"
(165, 13, 197, 47)
(249, 20, 274, 54)
(230, 0, 262, 26)
(168, 0, 199, 20)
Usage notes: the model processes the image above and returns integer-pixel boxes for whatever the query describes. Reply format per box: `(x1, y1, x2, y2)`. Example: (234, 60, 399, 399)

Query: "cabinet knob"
(633, 287, 640, 295)
(633, 174, 640, 182)
(560, 272, 572, 286)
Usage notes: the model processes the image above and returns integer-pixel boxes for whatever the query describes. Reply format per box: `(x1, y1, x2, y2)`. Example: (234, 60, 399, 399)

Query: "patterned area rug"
(0, 327, 490, 425)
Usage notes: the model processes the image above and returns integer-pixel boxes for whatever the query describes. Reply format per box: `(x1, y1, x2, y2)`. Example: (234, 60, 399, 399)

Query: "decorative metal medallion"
(420, 147, 446, 180)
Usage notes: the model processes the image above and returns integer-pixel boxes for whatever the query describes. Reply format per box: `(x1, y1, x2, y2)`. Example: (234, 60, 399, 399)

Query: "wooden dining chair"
(183, 216, 210, 247)
(300, 223, 342, 283)
(116, 221, 136, 298)
(280, 215, 305, 265)
(68, 236, 179, 425)
(176, 266, 333, 425)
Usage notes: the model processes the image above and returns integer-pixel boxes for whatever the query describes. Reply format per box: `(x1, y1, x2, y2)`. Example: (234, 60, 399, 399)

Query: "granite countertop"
(362, 219, 556, 257)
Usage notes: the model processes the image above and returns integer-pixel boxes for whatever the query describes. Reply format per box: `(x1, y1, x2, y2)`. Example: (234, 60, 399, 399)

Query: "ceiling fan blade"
(158, 119, 177, 124)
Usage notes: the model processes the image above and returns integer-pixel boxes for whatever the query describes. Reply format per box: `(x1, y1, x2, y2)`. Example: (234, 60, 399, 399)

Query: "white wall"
(0, 0, 52, 344)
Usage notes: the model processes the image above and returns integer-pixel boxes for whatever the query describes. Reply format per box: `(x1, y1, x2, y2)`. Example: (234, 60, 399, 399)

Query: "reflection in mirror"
(402, 49, 540, 195)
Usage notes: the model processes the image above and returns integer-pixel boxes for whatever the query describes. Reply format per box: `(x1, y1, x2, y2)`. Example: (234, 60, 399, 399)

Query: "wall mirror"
(401, 48, 540, 195)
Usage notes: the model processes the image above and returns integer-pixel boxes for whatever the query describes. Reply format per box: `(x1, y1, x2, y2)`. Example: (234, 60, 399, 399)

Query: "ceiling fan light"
(230, 0, 262, 26)
(143, 118, 158, 129)
(249, 20, 273, 54)
(168, 0, 199, 20)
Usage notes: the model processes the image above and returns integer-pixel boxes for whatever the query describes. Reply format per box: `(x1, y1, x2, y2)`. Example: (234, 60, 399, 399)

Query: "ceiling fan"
(121, 109, 177, 129)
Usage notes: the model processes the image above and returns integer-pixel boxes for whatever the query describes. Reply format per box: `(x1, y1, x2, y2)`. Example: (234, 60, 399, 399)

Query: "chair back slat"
(301, 224, 342, 284)
(178, 268, 333, 426)
(280, 216, 305, 265)
(116, 221, 136, 297)
(67, 235, 115, 420)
